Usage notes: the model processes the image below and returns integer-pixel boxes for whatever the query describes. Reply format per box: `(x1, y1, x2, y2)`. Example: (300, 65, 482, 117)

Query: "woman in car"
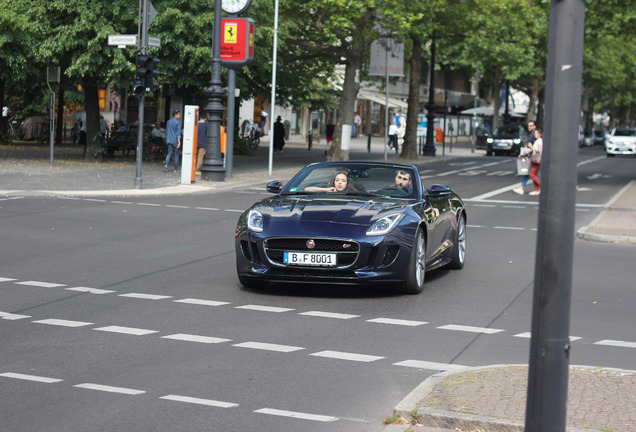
(305, 169, 362, 192)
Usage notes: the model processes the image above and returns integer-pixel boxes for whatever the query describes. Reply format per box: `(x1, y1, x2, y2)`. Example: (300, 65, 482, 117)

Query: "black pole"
(423, 32, 436, 156)
(524, 1, 585, 431)
(200, 0, 226, 181)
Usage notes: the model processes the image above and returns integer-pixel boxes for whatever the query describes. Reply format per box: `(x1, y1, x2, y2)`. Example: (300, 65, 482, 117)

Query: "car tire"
(606, 153, 615, 157)
(486, 148, 493, 156)
(448, 214, 466, 270)
(402, 227, 426, 295)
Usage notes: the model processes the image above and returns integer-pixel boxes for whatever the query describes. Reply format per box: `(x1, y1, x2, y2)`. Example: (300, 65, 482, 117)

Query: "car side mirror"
(266, 180, 283, 193)
(426, 184, 451, 197)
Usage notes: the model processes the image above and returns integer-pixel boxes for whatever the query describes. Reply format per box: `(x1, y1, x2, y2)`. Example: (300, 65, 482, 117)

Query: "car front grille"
(264, 237, 360, 268)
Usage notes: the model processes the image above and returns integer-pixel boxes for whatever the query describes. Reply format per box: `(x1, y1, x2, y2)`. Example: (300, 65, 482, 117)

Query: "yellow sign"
(224, 23, 238, 44)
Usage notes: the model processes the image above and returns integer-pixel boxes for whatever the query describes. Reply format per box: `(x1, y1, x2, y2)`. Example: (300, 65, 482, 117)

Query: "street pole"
(524, 1, 585, 431)
(226, 69, 236, 177)
(471, 66, 479, 153)
(423, 32, 436, 157)
(268, 0, 279, 176)
(134, 0, 149, 189)
(201, 0, 226, 182)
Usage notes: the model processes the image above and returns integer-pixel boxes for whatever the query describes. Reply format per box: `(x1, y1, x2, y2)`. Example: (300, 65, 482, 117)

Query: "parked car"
(605, 128, 636, 157)
(582, 129, 595, 147)
(486, 124, 527, 156)
(594, 129, 606, 146)
(235, 161, 467, 294)
(475, 127, 492, 150)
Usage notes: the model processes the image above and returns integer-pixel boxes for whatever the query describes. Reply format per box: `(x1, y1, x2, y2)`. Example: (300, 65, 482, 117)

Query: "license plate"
(284, 251, 337, 266)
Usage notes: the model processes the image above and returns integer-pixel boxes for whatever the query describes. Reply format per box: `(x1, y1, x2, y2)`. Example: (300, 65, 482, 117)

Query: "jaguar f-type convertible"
(235, 161, 466, 294)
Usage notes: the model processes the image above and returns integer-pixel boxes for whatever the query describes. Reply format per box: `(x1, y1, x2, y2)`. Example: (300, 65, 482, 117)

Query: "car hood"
(253, 195, 411, 227)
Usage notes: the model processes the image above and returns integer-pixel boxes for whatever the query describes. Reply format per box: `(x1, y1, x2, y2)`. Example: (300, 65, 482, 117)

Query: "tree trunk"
(83, 77, 101, 161)
(328, 42, 364, 161)
(402, 35, 423, 159)
(492, 68, 501, 129)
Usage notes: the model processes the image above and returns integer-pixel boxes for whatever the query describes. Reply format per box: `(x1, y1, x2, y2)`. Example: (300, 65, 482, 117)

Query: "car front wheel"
(448, 214, 466, 269)
(402, 228, 426, 294)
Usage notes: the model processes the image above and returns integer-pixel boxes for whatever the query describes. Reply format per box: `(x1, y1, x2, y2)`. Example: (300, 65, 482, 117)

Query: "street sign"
(220, 18, 255, 68)
(148, 35, 161, 48)
(108, 34, 137, 47)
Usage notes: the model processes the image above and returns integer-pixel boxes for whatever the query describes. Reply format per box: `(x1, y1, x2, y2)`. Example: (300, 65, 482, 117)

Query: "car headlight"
(366, 214, 404, 236)
(487, 138, 493, 143)
(247, 209, 263, 232)
(514, 139, 521, 144)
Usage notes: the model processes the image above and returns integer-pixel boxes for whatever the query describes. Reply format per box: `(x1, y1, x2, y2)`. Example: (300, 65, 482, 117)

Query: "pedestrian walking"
(164, 109, 182, 173)
(196, 112, 207, 173)
(273, 116, 285, 153)
(352, 112, 361, 138)
(388, 120, 398, 150)
(513, 121, 539, 195)
(528, 128, 543, 195)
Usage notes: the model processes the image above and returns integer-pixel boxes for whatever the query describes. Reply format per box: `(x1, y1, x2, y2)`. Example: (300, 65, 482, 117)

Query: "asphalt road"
(1, 145, 634, 432)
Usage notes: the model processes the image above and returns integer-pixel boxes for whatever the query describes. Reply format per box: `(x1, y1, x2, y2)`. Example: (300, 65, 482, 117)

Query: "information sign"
(220, 18, 255, 68)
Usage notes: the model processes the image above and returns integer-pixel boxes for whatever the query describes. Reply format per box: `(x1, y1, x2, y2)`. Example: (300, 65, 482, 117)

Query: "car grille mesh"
(264, 237, 359, 268)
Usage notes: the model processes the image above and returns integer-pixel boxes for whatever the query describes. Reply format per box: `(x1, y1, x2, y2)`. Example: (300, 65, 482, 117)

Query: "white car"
(605, 128, 636, 157)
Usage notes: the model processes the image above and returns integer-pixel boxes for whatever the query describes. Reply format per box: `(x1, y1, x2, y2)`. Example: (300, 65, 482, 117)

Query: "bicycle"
(246, 125, 260, 150)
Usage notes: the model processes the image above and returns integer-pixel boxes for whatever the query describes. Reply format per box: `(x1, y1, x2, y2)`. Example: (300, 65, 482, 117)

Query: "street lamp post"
(200, 0, 226, 182)
(423, 32, 436, 157)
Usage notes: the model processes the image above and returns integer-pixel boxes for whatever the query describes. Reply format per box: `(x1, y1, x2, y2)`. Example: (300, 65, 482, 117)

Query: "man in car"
(393, 169, 413, 194)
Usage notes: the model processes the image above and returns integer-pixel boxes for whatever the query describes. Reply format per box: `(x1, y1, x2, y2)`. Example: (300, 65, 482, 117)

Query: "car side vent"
(382, 245, 400, 266)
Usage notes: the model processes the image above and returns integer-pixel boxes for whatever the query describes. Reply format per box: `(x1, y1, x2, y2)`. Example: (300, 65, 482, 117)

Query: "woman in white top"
(528, 128, 543, 196)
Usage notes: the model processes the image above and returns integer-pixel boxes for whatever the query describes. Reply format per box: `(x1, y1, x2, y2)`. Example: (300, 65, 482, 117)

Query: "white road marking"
(493, 226, 526, 231)
(367, 318, 428, 327)
(0, 277, 17, 282)
(254, 408, 338, 422)
(93, 326, 158, 336)
(66, 287, 116, 294)
(299, 311, 359, 320)
(137, 203, 161, 207)
(84, 198, 107, 202)
(224, 209, 245, 213)
(33, 318, 93, 327)
(109, 201, 133, 205)
(236, 304, 294, 313)
(165, 205, 190, 209)
(310, 350, 385, 363)
(162, 334, 231, 344)
(195, 207, 219, 211)
(437, 324, 504, 334)
(467, 224, 485, 228)
(119, 293, 172, 300)
(393, 360, 468, 371)
(594, 339, 636, 349)
(0, 311, 30, 320)
(0, 372, 62, 383)
(160, 394, 238, 408)
(232, 341, 305, 353)
(174, 298, 230, 306)
(74, 383, 145, 395)
(514, 332, 582, 341)
(14, 281, 66, 288)
(472, 204, 496, 208)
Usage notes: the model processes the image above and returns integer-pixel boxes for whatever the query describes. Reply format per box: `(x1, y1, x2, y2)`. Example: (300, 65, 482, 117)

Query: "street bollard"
(367, 133, 372, 152)
(307, 132, 312, 150)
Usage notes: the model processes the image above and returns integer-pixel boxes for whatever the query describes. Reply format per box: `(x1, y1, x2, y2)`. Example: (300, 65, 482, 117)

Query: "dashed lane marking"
(299, 311, 360, 320)
(0, 372, 62, 383)
(235, 304, 294, 313)
(14, 281, 66, 288)
(66, 287, 116, 294)
(232, 341, 305, 353)
(595, 339, 636, 349)
(367, 317, 428, 327)
(0, 277, 17, 282)
(173, 298, 230, 306)
(119, 293, 173, 300)
(0, 311, 31, 320)
(93, 326, 159, 336)
(32, 318, 94, 328)
(310, 350, 385, 363)
(162, 333, 232, 344)
(74, 383, 145, 395)
(254, 408, 338, 423)
(437, 324, 505, 334)
(159, 394, 239, 408)
(392, 360, 468, 371)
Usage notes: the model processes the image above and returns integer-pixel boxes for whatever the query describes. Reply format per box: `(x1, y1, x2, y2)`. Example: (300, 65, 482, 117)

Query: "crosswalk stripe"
(14, 281, 66, 288)
(233, 341, 305, 353)
(174, 298, 230, 306)
(310, 350, 385, 363)
(299, 311, 359, 320)
(162, 334, 231, 344)
(33, 319, 93, 327)
(0, 372, 62, 383)
(236, 304, 294, 313)
(367, 317, 428, 327)
(66, 287, 116, 294)
(93, 326, 158, 336)
(254, 408, 338, 422)
(74, 383, 145, 395)
(437, 324, 504, 334)
(119, 293, 172, 300)
(393, 360, 467, 371)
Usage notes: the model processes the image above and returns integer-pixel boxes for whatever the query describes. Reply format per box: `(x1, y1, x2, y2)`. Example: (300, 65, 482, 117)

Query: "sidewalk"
(2, 134, 635, 432)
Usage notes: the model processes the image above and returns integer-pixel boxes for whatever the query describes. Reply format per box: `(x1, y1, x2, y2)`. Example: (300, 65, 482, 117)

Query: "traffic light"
(133, 53, 160, 94)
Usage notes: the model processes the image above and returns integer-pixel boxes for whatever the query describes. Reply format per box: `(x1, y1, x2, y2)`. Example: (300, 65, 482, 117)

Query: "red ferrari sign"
(221, 18, 255, 68)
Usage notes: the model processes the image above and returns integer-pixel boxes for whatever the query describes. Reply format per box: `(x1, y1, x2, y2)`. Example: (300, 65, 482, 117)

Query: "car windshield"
(614, 129, 636, 137)
(493, 126, 522, 137)
(281, 164, 418, 199)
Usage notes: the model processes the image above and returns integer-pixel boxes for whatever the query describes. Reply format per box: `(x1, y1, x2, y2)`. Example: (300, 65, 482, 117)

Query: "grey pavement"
(2, 134, 635, 432)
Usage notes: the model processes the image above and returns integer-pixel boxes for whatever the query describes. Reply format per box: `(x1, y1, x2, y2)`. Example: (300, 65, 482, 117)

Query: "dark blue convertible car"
(235, 161, 466, 294)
